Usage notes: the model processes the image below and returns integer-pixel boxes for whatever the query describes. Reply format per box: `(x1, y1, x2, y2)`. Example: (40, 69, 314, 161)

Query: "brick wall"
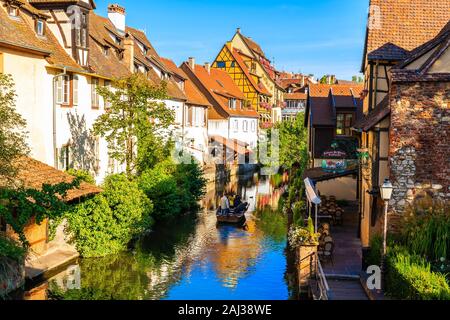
(389, 81, 450, 217)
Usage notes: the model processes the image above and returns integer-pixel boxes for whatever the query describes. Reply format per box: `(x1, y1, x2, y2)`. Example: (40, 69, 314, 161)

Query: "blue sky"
(94, 0, 369, 80)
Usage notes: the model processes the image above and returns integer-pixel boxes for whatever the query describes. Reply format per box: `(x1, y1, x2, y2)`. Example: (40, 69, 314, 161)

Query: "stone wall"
(389, 81, 450, 218)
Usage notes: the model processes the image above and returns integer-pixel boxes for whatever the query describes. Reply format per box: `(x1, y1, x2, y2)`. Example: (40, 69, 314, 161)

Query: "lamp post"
(380, 179, 393, 290)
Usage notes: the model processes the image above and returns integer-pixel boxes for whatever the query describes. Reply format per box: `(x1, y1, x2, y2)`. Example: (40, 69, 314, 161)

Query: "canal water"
(19, 170, 297, 300)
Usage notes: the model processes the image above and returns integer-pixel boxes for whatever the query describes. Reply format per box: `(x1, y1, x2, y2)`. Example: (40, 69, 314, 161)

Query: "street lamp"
(380, 179, 393, 290)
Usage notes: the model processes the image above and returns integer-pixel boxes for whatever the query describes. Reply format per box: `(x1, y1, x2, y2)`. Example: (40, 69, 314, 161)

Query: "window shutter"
(56, 76, 63, 104)
(73, 75, 78, 105)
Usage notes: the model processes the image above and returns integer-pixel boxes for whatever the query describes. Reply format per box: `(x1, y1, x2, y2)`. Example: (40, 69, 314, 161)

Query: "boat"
(216, 202, 249, 226)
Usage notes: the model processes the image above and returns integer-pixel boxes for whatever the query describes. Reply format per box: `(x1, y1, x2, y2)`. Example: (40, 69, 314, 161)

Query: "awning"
(303, 167, 358, 183)
(209, 135, 250, 155)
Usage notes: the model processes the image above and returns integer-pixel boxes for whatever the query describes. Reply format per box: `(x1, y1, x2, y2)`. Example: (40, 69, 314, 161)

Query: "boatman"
(220, 193, 230, 216)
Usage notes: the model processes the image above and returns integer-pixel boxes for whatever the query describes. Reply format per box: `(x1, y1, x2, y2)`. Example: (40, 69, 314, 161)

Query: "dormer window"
(229, 98, 237, 110)
(36, 19, 45, 36)
(7, 5, 18, 17)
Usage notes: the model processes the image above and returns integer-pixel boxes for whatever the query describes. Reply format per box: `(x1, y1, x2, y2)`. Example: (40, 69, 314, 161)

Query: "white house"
(0, 0, 125, 184)
(3, 1, 192, 183)
(160, 57, 210, 164)
(180, 59, 259, 163)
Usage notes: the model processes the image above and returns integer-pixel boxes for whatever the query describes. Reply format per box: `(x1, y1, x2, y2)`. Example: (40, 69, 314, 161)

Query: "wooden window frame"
(36, 19, 45, 36)
(7, 5, 19, 17)
(243, 120, 248, 132)
(336, 112, 354, 137)
(72, 75, 79, 106)
(57, 75, 72, 107)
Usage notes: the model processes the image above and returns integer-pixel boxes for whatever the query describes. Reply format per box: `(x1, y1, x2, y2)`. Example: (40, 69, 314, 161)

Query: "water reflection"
(20, 170, 295, 300)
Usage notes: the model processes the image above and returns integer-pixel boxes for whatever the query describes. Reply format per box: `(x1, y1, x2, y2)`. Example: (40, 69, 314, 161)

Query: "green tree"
(275, 112, 308, 171)
(93, 74, 174, 179)
(0, 74, 29, 183)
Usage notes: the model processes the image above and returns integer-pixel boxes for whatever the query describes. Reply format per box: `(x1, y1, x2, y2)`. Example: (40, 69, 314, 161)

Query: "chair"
(334, 209, 344, 226)
(318, 241, 334, 265)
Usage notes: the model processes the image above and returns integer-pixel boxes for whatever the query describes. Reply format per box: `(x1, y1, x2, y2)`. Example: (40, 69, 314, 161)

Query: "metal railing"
(315, 253, 332, 300)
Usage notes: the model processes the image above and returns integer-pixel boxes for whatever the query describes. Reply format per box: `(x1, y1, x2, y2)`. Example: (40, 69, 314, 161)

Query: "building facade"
(356, 0, 450, 248)
(305, 83, 364, 201)
(181, 59, 259, 160)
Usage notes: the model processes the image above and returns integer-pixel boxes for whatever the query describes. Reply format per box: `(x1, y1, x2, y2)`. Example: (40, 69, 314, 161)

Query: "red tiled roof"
(182, 62, 259, 120)
(160, 57, 211, 107)
(0, 3, 80, 70)
(391, 22, 450, 82)
(225, 44, 272, 97)
(88, 13, 131, 78)
(125, 28, 185, 100)
(307, 84, 364, 127)
(240, 33, 266, 58)
(363, 0, 450, 67)
(354, 96, 390, 132)
(308, 84, 364, 98)
(285, 92, 307, 100)
(11, 157, 102, 202)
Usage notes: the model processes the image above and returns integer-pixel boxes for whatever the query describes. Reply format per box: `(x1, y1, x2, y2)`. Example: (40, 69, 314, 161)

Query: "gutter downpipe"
(52, 67, 67, 168)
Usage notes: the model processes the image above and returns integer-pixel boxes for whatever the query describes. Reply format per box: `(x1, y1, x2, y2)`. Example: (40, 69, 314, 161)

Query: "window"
(56, 75, 71, 105)
(36, 20, 45, 36)
(336, 113, 353, 136)
(58, 143, 72, 171)
(229, 98, 236, 110)
(243, 120, 248, 132)
(7, 5, 18, 17)
(94, 137, 100, 173)
(231, 61, 235, 67)
(251, 121, 256, 132)
(103, 46, 110, 56)
(233, 120, 239, 132)
(73, 75, 79, 106)
(91, 78, 100, 108)
(216, 61, 226, 68)
(104, 80, 112, 109)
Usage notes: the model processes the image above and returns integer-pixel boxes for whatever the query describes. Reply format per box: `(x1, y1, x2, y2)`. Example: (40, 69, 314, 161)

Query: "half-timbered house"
(355, 0, 450, 252)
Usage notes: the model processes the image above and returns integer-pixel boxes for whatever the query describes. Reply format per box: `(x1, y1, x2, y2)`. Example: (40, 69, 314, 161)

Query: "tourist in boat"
(234, 195, 242, 208)
(220, 193, 230, 216)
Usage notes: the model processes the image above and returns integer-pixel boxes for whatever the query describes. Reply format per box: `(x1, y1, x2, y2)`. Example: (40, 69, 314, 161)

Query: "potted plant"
(288, 218, 320, 291)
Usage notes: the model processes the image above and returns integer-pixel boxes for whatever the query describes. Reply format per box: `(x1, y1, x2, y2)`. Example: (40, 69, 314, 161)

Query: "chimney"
(236, 27, 241, 34)
(204, 62, 211, 74)
(188, 57, 195, 69)
(123, 34, 134, 72)
(108, 4, 126, 34)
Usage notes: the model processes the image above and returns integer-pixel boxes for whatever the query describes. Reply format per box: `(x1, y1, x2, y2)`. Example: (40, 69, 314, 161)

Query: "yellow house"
(213, 29, 281, 125)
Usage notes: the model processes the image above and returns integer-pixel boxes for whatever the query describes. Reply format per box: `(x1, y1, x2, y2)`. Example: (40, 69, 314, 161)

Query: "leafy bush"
(173, 160, 206, 213)
(0, 235, 25, 263)
(67, 169, 96, 185)
(366, 235, 383, 267)
(292, 201, 304, 227)
(139, 162, 181, 221)
(139, 159, 206, 221)
(386, 246, 450, 300)
(66, 174, 153, 258)
(402, 198, 449, 261)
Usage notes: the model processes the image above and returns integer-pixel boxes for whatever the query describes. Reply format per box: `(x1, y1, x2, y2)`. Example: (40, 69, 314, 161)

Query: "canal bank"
(12, 170, 297, 300)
